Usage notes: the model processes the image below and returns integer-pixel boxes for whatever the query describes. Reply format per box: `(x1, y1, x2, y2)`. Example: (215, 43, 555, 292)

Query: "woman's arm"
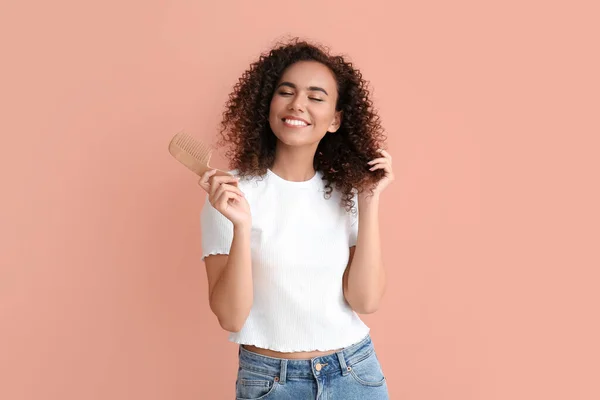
(199, 170, 253, 332)
(205, 224, 253, 332)
(343, 149, 394, 314)
(343, 194, 386, 314)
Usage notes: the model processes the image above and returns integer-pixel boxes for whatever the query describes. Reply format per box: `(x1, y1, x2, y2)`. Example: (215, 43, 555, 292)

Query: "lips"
(282, 120, 309, 128)
(282, 116, 311, 125)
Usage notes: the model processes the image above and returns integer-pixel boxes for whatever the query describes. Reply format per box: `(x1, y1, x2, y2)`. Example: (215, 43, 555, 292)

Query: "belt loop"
(279, 360, 287, 384)
(336, 351, 350, 376)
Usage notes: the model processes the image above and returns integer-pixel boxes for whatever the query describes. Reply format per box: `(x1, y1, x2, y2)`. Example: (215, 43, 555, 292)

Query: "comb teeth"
(174, 132, 212, 160)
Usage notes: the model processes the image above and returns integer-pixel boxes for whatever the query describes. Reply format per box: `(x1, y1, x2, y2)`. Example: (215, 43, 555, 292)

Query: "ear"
(327, 110, 343, 133)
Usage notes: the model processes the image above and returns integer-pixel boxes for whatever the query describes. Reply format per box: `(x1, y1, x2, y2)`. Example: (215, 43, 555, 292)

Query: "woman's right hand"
(198, 170, 251, 228)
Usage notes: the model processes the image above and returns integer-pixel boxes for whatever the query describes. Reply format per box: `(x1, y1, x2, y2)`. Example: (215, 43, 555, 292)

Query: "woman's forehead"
(278, 61, 336, 88)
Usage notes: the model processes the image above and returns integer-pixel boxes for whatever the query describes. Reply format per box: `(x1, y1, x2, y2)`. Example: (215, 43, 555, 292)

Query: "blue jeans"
(235, 334, 389, 399)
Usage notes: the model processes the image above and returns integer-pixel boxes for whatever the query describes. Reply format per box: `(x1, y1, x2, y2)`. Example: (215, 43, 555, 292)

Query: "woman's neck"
(271, 143, 317, 182)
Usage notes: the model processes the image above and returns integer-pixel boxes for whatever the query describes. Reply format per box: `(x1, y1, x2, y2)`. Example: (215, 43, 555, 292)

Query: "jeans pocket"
(235, 368, 279, 400)
(348, 351, 387, 387)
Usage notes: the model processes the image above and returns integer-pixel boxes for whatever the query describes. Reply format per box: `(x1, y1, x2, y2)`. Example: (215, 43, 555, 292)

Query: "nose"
(288, 95, 305, 112)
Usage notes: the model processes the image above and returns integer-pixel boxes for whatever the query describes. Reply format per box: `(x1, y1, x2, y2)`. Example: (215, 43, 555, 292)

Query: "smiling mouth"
(282, 118, 310, 127)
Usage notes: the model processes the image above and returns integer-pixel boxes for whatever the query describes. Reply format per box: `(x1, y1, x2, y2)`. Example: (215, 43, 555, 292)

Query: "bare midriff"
(242, 344, 343, 360)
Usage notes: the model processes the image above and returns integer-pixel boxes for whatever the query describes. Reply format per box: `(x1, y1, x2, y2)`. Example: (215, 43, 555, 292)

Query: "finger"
(198, 169, 218, 190)
(216, 191, 240, 211)
(210, 174, 240, 185)
(214, 184, 244, 200)
(209, 176, 239, 198)
(198, 178, 209, 193)
(371, 164, 394, 180)
(369, 162, 392, 172)
(209, 175, 240, 189)
(231, 194, 244, 204)
(213, 183, 245, 200)
(367, 157, 388, 165)
(378, 149, 392, 162)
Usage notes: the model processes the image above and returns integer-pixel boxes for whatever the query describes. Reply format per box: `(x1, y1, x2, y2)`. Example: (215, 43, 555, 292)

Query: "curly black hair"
(217, 37, 387, 212)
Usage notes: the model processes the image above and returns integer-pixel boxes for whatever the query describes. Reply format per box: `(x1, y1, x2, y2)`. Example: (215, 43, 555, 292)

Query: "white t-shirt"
(200, 168, 370, 352)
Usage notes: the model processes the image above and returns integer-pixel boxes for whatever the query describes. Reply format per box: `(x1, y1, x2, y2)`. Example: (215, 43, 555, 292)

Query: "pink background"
(1, 1, 599, 399)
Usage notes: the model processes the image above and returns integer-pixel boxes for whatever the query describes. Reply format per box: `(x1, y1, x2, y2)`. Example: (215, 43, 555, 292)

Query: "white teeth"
(284, 119, 308, 126)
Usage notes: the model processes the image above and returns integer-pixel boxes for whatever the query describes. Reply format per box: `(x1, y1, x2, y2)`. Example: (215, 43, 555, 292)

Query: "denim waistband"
(238, 334, 375, 382)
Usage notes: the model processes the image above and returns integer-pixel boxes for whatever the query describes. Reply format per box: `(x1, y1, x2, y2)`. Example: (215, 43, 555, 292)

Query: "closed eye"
(278, 91, 324, 102)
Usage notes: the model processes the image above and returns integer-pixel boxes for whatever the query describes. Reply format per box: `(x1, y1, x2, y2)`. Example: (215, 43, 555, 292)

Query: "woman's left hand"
(367, 149, 395, 195)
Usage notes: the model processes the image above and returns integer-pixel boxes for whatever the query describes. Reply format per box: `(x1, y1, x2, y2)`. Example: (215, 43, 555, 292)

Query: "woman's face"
(269, 61, 342, 148)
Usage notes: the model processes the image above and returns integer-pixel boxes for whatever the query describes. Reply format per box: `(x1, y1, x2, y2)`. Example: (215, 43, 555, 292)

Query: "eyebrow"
(276, 82, 329, 96)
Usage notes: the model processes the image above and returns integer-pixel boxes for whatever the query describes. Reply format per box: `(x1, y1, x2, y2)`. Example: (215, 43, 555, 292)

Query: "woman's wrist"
(358, 191, 381, 206)
(233, 220, 252, 234)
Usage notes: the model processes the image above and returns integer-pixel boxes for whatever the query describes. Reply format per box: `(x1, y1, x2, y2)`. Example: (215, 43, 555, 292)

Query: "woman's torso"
(201, 170, 369, 354)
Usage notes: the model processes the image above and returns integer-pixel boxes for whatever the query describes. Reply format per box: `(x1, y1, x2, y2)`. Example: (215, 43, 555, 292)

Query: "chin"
(274, 135, 313, 148)
(272, 129, 325, 149)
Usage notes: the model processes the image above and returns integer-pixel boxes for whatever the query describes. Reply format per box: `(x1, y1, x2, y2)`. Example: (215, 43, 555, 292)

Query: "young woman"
(198, 38, 394, 399)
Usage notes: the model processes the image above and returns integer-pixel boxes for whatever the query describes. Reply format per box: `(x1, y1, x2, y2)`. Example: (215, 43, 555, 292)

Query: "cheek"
(313, 108, 336, 127)
(268, 99, 285, 132)
(269, 97, 283, 120)
(270, 94, 287, 108)
(268, 104, 277, 125)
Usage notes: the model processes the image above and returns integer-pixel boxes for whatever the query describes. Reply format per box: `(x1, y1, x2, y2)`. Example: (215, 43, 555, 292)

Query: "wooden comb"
(168, 131, 232, 178)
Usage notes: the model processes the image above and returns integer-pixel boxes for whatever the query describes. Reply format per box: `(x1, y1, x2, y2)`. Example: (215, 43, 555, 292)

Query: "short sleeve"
(349, 192, 359, 247)
(200, 196, 234, 261)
